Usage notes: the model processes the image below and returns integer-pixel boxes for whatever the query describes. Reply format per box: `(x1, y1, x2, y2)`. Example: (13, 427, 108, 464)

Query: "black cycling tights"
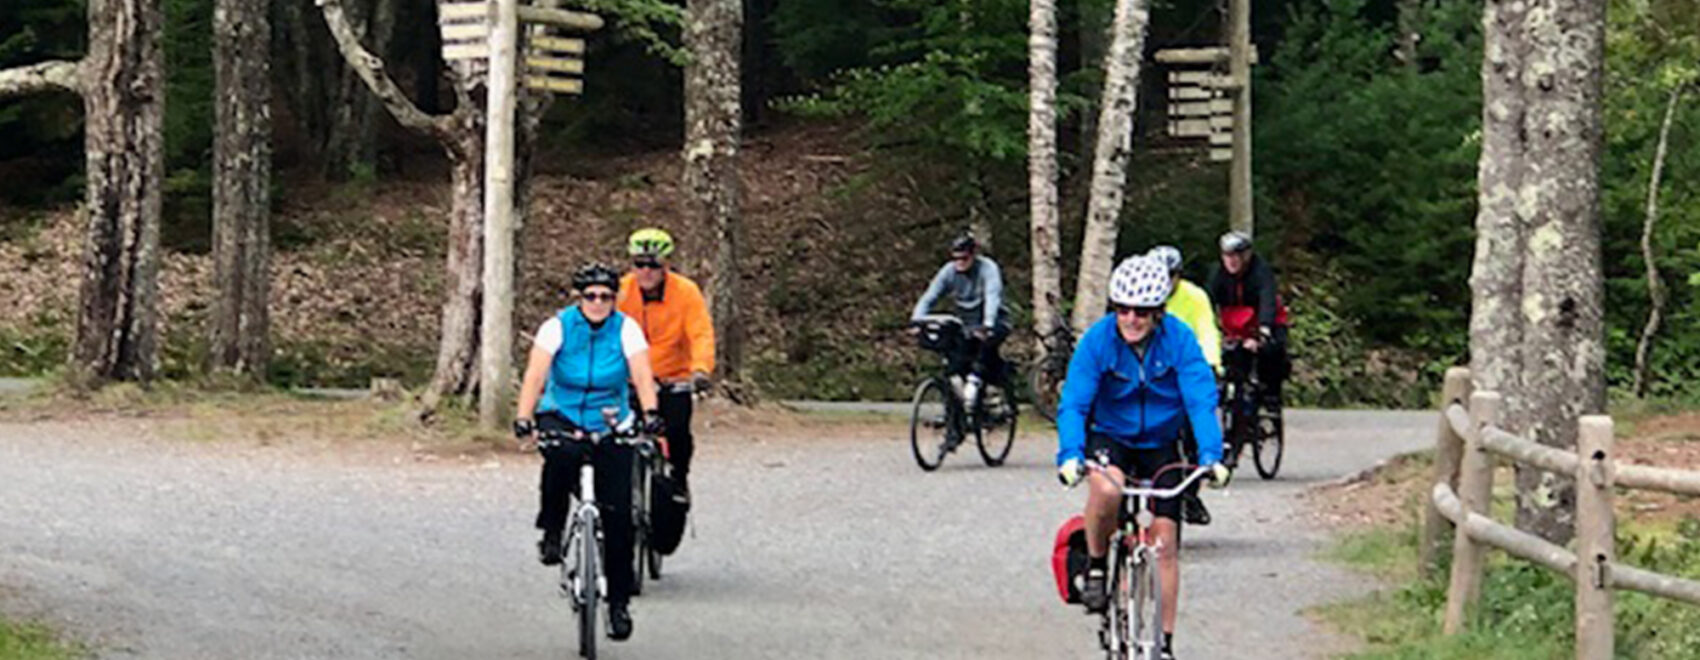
(534, 413, 636, 605)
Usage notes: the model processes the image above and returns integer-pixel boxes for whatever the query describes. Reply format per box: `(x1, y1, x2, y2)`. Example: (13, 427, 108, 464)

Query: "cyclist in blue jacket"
(1056, 255, 1231, 660)
(513, 263, 663, 643)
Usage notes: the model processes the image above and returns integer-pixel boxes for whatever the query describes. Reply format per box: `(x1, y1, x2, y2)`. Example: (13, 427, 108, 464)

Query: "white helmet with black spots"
(1108, 255, 1170, 308)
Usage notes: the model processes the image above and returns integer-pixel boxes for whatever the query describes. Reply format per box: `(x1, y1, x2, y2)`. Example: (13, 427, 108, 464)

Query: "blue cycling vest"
(538, 307, 633, 432)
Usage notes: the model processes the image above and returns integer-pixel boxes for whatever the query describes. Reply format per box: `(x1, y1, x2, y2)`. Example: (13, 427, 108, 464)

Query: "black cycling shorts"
(1087, 434, 1186, 522)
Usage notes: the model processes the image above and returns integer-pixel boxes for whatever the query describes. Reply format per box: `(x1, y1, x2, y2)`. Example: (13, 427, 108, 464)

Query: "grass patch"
(0, 618, 77, 660)
(1319, 499, 1700, 659)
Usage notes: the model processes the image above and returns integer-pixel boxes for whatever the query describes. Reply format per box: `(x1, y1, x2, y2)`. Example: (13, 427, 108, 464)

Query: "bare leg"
(1153, 518, 1181, 634)
(1085, 466, 1127, 557)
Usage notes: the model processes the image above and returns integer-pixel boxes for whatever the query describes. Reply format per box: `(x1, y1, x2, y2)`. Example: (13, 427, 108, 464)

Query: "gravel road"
(0, 409, 1432, 659)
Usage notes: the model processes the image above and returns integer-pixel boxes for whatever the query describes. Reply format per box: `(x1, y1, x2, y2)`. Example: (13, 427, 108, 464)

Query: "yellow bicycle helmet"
(627, 228, 676, 259)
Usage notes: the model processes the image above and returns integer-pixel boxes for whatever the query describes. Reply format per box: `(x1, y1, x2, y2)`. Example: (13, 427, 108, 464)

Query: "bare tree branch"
(0, 60, 83, 99)
(317, 0, 451, 140)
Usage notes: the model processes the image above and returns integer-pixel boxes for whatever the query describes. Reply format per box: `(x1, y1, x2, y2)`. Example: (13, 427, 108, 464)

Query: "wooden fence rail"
(1417, 367, 1700, 660)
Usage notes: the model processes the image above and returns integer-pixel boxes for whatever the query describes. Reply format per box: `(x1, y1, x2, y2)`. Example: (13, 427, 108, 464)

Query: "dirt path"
(0, 409, 1432, 659)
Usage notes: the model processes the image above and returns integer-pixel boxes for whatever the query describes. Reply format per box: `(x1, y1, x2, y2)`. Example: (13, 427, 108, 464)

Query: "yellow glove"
(1207, 463, 1232, 489)
(1058, 459, 1085, 488)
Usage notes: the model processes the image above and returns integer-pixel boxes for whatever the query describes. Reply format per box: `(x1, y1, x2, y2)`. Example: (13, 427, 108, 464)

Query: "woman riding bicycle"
(513, 263, 663, 643)
(1056, 255, 1230, 660)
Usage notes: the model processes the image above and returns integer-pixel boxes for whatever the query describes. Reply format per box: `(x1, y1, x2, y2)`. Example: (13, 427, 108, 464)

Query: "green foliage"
(1256, 0, 1480, 357)
(160, 0, 214, 254)
(0, 616, 76, 660)
(778, 0, 1053, 168)
(1324, 511, 1700, 659)
(576, 0, 686, 65)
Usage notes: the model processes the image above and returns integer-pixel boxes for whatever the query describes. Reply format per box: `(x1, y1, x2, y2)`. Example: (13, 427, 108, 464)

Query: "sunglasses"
(1114, 305, 1164, 319)
(582, 291, 616, 303)
(631, 260, 664, 270)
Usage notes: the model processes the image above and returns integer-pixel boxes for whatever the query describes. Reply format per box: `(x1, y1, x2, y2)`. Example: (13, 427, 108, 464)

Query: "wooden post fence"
(1426, 368, 1700, 659)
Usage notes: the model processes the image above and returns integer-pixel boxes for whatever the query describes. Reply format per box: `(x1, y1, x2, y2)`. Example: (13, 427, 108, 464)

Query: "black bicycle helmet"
(949, 234, 978, 254)
(571, 263, 620, 291)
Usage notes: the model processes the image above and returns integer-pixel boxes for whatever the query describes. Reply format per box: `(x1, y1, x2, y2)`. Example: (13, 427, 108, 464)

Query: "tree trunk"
(209, 0, 273, 378)
(685, 0, 745, 385)
(1070, 0, 1150, 335)
(1633, 85, 1683, 398)
(1029, 0, 1064, 355)
(1471, 0, 1608, 545)
(71, 0, 166, 385)
(1468, 0, 1529, 401)
(0, 61, 82, 98)
(324, 0, 393, 179)
(423, 137, 486, 410)
(321, 0, 489, 413)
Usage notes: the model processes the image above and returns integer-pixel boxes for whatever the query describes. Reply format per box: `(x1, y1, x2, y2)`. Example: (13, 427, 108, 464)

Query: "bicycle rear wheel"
(578, 526, 599, 659)
(1027, 366, 1063, 423)
(976, 387, 1016, 467)
(630, 456, 650, 596)
(1254, 408, 1284, 480)
(909, 379, 953, 471)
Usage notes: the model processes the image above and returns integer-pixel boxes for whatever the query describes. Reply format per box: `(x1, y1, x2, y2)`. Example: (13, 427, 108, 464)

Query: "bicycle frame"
(1093, 464, 1213, 660)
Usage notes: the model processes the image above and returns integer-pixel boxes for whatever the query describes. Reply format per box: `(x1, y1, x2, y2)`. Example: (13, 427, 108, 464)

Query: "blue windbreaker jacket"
(1055, 313, 1223, 466)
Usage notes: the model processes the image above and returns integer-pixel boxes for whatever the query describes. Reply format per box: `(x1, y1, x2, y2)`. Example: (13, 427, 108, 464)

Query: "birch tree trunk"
(73, 0, 167, 385)
(1471, 0, 1608, 545)
(1070, 0, 1150, 335)
(1632, 85, 1684, 398)
(1029, 0, 1064, 354)
(209, 0, 273, 377)
(685, 0, 745, 386)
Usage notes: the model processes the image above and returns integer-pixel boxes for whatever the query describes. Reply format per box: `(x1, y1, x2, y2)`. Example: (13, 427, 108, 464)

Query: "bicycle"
(908, 315, 1017, 471)
(1220, 340, 1284, 480)
(537, 409, 646, 659)
(630, 379, 696, 592)
(1026, 310, 1075, 424)
(1094, 463, 1215, 660)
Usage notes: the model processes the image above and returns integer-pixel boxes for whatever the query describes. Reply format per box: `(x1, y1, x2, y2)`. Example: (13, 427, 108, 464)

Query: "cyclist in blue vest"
(513, 263, 663, 642)
(1056, 255, 1231, 660)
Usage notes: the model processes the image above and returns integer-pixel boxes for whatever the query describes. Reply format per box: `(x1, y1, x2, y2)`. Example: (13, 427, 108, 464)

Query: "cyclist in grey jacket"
(910, 234, 1011, 389)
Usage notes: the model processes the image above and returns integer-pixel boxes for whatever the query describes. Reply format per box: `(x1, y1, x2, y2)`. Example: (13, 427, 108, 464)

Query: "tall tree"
(0, 0, 166, 386)
(321, 0, 487, 412)
(685, 0, 745, 388)
(209, 0, 272, 377)
(1469, 0, 1607, 545)
(1070, 0, 1150, 335)
(1029, 0, 1064, 354)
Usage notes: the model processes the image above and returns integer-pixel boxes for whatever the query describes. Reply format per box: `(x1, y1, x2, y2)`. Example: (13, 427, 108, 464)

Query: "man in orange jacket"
(617, 228, 716, 495)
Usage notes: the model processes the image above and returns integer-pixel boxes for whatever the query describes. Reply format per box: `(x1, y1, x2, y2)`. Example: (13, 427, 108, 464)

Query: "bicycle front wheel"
(1132, 548, 1164, 660)
(1254, 408, 1284, 480)
(578, 527, 599, 659)
(976, 387, 1016, 467)
(909, 379, 951, 471)
(630, 457, 650, 596)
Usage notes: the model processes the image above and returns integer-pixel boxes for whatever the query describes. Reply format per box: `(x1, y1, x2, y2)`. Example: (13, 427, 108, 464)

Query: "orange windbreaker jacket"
(617, 271, 716, 382)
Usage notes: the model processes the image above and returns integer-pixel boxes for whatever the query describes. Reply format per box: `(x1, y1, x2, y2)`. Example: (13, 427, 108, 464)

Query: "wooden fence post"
(1444, 390, 1500, 635)
(1423, 367, 1474, 578)
(1574, 415, 1615, 660)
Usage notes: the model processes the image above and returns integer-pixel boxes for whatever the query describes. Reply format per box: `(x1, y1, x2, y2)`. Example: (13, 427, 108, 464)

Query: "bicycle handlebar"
(1086, 463, 1216, 500)
(533, 408, 648, 449)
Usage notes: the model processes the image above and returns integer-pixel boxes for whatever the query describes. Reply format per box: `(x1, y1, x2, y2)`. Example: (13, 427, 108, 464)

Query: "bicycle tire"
(647, 544, 663, 580)
(578, 525, 598, 659)
(1136, 547, 1164, 660)
(1105, 538, 1130, 660)
(1027, 366, 1063, 423)
(976, 387, 1016, 467)
(1254, 409, 1284, 480)
(630, 457, 649, 596)
(909, 379, 951, 471)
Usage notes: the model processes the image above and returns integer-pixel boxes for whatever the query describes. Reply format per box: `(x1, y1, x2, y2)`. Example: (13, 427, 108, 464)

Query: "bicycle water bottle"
(963, 374, 982, 406)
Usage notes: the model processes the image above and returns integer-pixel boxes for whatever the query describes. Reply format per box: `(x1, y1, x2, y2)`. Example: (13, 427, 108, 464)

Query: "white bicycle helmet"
(1108, 256, 1170, 308)
(1147, 245, 1182, 272)
(1219, 231, 1253, 253)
